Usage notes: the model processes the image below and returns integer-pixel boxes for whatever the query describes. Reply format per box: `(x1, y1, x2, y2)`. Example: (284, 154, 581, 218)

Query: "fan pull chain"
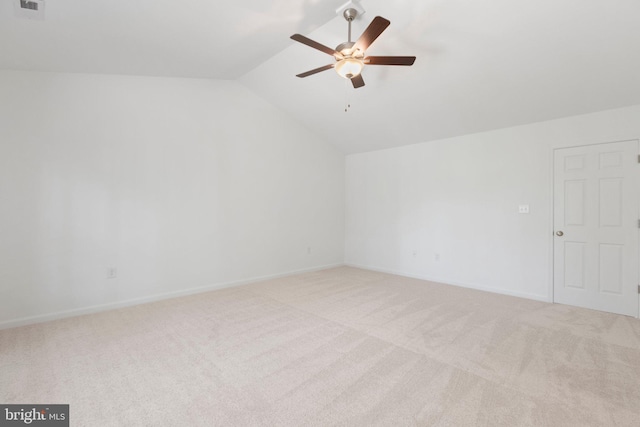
(344, 80, 351, 113)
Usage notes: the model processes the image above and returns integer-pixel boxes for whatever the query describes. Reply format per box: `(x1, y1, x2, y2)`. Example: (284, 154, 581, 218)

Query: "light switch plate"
(518, 204, 530, 214)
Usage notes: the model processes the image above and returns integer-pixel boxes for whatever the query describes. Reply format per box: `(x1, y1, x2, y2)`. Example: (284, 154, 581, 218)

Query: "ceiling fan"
(290, 8, 416, 89)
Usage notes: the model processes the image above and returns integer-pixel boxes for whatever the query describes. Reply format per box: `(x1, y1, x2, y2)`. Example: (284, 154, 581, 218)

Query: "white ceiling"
(3, 0, 640, 153)
(0, 0, 346, 78)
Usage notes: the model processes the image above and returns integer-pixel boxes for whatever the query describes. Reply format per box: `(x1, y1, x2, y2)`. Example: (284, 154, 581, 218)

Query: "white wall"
(346, 105, 640, 301)
(0, 70, 345, 328)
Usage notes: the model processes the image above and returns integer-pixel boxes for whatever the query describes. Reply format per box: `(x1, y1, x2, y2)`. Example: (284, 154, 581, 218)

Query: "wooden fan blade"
(353, 16, 390, 53)
(365, 56, 416, 66)
(291, 34, 341, 58)
(296, 64, 334, 78)
(351, 74, 365, 89)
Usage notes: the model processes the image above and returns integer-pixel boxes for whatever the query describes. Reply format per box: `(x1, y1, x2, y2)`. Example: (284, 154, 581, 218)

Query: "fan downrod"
(342, 8, 358, 43)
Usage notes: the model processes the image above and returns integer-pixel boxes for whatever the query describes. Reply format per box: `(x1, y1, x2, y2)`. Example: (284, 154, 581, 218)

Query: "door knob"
(555, 231, 564, 236)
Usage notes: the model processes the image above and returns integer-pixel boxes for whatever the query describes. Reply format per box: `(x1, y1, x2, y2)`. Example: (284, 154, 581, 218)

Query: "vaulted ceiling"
(2, 0, 640, 153)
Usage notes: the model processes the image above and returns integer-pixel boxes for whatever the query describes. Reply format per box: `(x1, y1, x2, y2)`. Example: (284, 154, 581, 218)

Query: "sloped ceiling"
(0, 0, 347, 78)
(2, 0, 640, 153)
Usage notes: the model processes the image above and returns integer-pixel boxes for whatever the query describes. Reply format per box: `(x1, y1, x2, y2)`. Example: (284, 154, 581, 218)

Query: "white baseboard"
(0, 263, 344, 330)
(345, 263, 550, 303)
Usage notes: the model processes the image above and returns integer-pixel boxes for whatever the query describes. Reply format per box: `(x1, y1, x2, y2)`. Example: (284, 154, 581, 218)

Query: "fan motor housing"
(336, 41, 355, 53)
(335, 42, 364, 59)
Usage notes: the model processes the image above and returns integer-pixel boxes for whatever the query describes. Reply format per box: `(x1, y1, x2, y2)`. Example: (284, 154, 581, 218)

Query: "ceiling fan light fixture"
(291, 12, 415, 88)
(335, 57, 364, 79)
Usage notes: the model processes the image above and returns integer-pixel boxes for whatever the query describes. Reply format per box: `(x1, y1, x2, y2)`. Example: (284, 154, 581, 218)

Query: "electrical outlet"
(107, 267, 117, 279)
(307, 247, 311, 255)
(518, 204, 530, 214)
(434, 253, 440, 262)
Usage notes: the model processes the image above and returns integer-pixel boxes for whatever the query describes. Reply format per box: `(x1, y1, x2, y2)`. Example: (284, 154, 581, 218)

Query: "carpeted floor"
(1, 266, 640, 426)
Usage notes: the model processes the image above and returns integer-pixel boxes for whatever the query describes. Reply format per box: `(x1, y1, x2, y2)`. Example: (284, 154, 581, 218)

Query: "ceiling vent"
(14, 0, 45, 20)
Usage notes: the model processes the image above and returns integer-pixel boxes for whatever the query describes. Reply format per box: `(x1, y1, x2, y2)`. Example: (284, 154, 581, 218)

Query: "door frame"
(550, 138, 640, 318)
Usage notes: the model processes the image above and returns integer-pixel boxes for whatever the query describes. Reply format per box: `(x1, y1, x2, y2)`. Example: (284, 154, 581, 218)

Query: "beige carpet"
(1, 267, 640, 426)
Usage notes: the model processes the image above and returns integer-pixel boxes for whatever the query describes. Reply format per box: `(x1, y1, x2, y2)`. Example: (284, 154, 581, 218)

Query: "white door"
(553, 140, 639, 317)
